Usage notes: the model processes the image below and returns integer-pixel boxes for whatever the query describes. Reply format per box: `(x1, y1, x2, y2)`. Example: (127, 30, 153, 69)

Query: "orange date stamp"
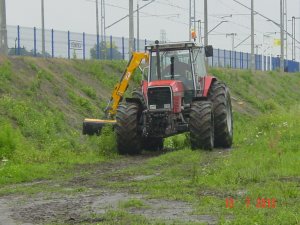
(225, 197, 277, 209)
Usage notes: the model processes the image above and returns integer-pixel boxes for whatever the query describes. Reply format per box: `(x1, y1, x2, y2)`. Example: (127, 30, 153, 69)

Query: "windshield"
(150, 50, 194, 90)
(193, 48, 207, 77)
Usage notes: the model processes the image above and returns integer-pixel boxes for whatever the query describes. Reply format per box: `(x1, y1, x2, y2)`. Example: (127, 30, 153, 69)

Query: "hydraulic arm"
(83, 52, 149, 135)
(105, 52, 149, 118)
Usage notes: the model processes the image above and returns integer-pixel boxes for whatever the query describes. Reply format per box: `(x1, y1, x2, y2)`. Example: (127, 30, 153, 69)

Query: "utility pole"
(189, 0, 192, 41)
(0, 0, 8, 55)
(137, 2, 140, 51)
(129, 0, 134, 55)
(197, 20, 202, 44)
(95, 0, 100, 59)
(100, 0, 106, 44)
(292, 17, 300, 60)
(284, 0, 288, 59)
(41, 0, 45, 57)
(193, 0, 196, 35)
(204, 0, 208, 46)
(227, 33, 237, 65)
(226, 33, 237, 52)
(292, 16, 295, 60)
(299, 1, 300, 62)
(280, 0, 285, 72)
(251, 0, 255, 71)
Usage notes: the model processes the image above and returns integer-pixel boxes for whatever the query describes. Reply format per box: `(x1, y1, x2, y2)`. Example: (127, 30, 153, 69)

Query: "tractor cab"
(146, 41, 212, 104)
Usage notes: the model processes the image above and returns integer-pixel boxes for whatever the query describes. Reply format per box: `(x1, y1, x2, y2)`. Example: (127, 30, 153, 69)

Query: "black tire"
(208, 81, 233, 148)
(142, 138, 164, 151)
(189, 101, 214, 150)
(132, 89, 146, 109)
(115, 103, 142, 155)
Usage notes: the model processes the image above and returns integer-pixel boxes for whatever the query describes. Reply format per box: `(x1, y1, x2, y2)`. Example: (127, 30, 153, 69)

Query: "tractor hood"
(148, 80, 184, 92)
(147, 80, 184, 113)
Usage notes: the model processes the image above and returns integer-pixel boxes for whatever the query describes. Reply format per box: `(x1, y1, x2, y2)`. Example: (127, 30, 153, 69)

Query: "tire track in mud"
(0, 151, 224, 225)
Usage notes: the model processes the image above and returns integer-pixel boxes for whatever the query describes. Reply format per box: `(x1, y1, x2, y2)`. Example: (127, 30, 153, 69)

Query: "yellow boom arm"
(105, 52, 149, 118)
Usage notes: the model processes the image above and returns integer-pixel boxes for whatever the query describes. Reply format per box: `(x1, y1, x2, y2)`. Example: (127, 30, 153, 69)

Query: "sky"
(5, 0, 300, 60)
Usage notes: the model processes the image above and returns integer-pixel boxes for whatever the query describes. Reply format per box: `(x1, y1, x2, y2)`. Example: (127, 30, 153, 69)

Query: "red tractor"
(83, 41, 233, 154)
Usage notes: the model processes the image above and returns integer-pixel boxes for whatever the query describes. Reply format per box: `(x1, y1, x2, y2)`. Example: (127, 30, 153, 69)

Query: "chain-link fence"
(7, 25, 300, 72)
(208, 48, 300, 72)
(7, 25, 149, 60)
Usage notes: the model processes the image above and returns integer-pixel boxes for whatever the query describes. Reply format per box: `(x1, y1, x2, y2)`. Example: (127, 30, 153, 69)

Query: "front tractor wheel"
(115, 103, 142, 155)
(189, 101, 214, 150)
(209, 81, 233, 148)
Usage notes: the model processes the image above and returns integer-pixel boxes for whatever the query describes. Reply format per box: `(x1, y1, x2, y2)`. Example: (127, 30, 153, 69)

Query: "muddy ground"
(0, 153, 220, 225)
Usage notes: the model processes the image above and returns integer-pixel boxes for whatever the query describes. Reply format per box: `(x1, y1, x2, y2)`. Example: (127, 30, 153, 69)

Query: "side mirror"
(205, 45, 213, 57)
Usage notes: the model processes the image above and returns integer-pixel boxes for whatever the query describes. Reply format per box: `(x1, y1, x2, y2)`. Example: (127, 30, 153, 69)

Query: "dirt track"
(0, 153, 218, 225)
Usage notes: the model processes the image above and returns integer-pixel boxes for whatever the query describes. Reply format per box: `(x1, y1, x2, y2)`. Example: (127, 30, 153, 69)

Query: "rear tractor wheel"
(209, 81, 233, 148)
(189, 101, 214, 150)
(115, 103, 142, 155)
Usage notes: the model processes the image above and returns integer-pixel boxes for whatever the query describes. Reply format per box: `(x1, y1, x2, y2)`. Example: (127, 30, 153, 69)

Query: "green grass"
(97, 107, 300, 224)
(210, 68, 300, 112)
(0, 57, 299, 224)
(119, 199, 148, 209)
(0, 57, 120, 185)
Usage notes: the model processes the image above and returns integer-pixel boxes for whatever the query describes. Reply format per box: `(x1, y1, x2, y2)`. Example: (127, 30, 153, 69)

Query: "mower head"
(82, 118, 116, 135)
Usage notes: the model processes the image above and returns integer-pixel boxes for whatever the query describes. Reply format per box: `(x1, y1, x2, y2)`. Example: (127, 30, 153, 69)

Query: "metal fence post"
(247, 53, 249, 69)
(83, 32, 86, 60)
(223, 50, 226, 68)
(97, 34, 100, 59)
(134, 38, 136, 51)
(217, 48, 220, 67)
(240, 52, 243, 69)
(110, 35, 113, 60)
(68, 31, 70, 59)
(122, 37, 125, 60)
(234, 51, 237, 68)
(211, 50, 214, 67)
(229, 51, 232, 68)
(33, 27, 37, 57)
(17, 25, 20, 55)
(51, 29, 54, 58)
(145, 39, 147, 47)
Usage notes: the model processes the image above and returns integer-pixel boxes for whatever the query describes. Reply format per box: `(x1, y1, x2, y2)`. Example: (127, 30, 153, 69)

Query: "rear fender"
(202, 76, 217, 97)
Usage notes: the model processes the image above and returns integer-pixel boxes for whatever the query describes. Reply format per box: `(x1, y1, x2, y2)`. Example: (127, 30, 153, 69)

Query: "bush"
(95, 125, 117, 155)
(0, 122, 18, 159)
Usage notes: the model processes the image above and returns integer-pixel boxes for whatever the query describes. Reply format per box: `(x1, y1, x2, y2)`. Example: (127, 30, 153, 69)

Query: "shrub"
(0, 122, 18, 159)
(97, 125, 117, 155)
(0, 61, 12, 81)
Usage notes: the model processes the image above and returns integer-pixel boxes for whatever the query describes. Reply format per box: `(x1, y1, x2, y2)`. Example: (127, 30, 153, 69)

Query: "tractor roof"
(145, 41, 202, 51)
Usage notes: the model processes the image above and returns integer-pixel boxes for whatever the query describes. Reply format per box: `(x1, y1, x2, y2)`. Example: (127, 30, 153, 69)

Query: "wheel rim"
(226, 97, 232, 134)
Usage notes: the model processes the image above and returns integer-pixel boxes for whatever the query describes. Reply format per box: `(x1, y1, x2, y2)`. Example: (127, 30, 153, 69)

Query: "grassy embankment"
(0, 57, 299, 224)
(0, 56, 143, 184)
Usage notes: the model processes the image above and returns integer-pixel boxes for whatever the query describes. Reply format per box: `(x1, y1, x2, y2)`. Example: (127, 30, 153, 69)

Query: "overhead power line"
(105, 1, 187, 28)
(105, 0, 155, 30)
(233, 0, 300, 45)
